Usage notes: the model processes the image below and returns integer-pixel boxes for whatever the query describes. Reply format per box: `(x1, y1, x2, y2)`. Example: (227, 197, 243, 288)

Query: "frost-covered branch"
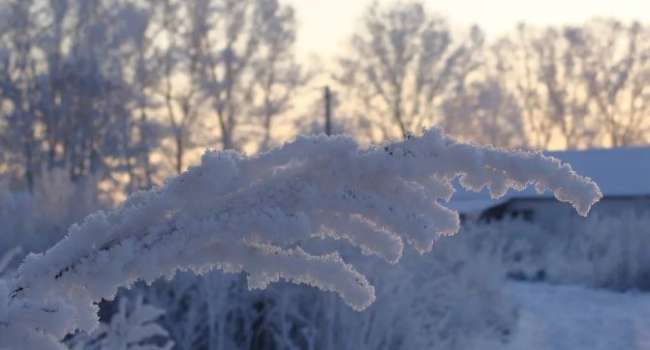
(0, 128, 601, 349)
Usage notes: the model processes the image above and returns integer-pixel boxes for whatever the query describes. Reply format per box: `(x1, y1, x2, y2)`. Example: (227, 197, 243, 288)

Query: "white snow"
(506, 282, 650, 350)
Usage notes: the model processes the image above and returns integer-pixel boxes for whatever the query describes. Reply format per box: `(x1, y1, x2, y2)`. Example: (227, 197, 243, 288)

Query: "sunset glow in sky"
(287, 0, 650, 60)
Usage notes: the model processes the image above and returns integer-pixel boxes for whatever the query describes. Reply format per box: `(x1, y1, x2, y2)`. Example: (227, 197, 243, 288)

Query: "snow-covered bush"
(452, 221, 551, 282)
(0, 248, 21, 279)
(135, 234, 514, 350)
(306, 237, 516, 350)
(0, 170, 103, 259)
(544, 213, 650, 290)
(0, 129, 601, 349)
(452, 213, 650, 293)
(135, 273, 266, 350)
(0, 186, 34, 257)
(67, 295, 173, 350)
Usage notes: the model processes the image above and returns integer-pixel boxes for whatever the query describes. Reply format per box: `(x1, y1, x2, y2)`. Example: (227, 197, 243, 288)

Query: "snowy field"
(507, 282, 650, 350)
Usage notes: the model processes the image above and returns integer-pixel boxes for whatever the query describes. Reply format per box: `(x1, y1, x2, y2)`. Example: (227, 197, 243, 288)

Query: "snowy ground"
(506, 282, 650, 350)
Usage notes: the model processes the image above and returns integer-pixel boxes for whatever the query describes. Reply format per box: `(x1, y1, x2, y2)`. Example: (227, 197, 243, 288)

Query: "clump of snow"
(0, 128, 601, 349)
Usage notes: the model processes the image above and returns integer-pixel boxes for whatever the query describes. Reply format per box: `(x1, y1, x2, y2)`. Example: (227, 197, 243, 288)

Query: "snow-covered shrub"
(136, 234, 514, 350)
(544, 213, 650, 291)
(0, 170, 104, 259)
(454, 221, 551, 282)
(453, 213, 650, 293)
(32, 170, 104, 239)
(0, 129, 601, 349)
(67, 295, 173, 350)
(0, 185, 35, 257)
(134, 273, 266, 350)
(0, 249, 21, 279)
(314, 237, 515, 350)
(0, 248, 21, 348)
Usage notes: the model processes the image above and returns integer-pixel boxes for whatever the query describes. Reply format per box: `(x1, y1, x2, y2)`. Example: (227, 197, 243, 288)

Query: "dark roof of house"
(448, 146, 650, 214)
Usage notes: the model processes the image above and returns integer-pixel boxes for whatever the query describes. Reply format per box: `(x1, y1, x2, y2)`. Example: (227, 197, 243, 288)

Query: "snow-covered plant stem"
(0, 128, 601, 349)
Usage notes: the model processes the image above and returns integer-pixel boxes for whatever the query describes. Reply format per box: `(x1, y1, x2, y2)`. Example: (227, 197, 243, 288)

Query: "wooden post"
(324, 86, 332, 136)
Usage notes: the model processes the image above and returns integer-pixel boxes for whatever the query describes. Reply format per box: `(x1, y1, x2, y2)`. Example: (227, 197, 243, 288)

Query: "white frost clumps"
(0, 128, 602, 350)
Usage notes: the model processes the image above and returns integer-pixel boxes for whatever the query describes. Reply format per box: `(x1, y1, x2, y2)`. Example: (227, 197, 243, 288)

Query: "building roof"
(448, 146, 650, 214)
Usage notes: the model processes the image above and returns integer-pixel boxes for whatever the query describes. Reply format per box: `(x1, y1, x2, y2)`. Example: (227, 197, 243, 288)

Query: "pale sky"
(286, 0, 650, 60)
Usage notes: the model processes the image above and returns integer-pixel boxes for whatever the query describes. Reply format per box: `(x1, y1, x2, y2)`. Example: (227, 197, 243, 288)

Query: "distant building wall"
(479, 196, 650, 232)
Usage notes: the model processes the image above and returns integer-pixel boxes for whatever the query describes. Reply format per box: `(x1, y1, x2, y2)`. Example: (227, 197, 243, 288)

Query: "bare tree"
(187, 0, 302, 151)
(152, 0, 207, 174)
(336, 1, 483, 142)
(441, 77, 527, 149)
(492, 21, 650, 149)
(496, 24, 598, 149)
(250, 0, 308, 152)
(0, 0, 166, 192)
(0, 0, 40, 190)
(0, 0, 305, 195)
(576, 20, 650, 147)
(121, 0, 165, 189)
(490, 35, 554, 149)
(189, 0, 256, 150)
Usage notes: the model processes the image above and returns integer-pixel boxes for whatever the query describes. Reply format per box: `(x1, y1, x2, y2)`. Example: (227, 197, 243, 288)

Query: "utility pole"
(324, 86, 332, 136)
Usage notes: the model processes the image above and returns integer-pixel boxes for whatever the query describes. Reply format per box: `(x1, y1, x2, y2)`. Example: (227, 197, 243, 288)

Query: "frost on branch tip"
(0, 128, 601, 350)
